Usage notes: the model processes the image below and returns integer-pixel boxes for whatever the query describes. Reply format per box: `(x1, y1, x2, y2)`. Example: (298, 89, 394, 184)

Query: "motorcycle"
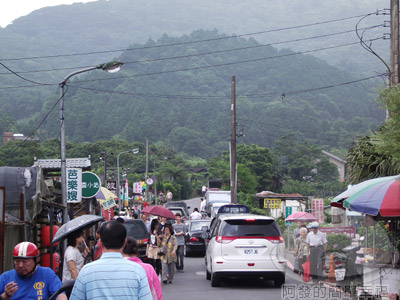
(48, 280, 75, 300)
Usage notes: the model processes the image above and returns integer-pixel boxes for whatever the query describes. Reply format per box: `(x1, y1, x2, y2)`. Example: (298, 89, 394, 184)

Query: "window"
(220, 219, 281, 237)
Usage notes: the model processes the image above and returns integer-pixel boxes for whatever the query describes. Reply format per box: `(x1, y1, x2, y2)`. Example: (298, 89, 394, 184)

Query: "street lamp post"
(117, 148, 139, 213)
(59, 61, 123, 224)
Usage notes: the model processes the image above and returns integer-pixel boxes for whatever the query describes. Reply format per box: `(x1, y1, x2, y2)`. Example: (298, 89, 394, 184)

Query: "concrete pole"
(230, 75, 237, 204)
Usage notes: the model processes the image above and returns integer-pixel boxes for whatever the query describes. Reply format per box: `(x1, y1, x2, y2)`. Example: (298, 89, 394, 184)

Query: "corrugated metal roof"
(33, 158, 91, 170)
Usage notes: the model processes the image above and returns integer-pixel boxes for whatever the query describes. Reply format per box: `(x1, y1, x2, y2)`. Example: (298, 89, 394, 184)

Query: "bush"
(326, 233, 352, 252)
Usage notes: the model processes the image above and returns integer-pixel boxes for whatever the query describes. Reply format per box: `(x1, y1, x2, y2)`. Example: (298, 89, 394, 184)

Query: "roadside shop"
(331, 175, 400, 298)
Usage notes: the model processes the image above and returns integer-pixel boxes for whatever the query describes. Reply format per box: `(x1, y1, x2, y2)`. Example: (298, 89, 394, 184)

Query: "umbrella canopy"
(331, 175, 400, 217)
(285, 211, 317, 222)
(95, 187, 117, 201)
(141, 205, 176, 220)
(52, 214, 104, 243)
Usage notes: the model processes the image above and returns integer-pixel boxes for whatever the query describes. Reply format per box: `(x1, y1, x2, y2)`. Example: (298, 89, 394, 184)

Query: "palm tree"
(158, 162, 189, 181)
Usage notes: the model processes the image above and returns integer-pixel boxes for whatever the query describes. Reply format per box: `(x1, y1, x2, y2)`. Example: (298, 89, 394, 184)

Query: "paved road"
(162, 256, 300, 300)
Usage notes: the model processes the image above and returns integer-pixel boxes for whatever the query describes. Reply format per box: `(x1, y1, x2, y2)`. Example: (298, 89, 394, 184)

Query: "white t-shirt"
(200, 201, 206, 212)
(190, 211, 202, 220)
(306, 230, 327, 246)
(62, 245, 84, 282)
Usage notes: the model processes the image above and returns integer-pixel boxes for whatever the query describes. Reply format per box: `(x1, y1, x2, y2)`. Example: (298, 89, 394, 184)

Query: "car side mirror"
(187, 206, 191, 209)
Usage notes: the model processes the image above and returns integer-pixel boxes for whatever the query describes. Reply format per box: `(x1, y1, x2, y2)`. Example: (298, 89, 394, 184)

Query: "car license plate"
(243, 249, 259, 255)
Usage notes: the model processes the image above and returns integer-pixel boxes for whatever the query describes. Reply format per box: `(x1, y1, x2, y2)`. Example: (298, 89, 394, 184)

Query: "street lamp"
(117, 148, 139, 213)
(59, 61, 123, 224)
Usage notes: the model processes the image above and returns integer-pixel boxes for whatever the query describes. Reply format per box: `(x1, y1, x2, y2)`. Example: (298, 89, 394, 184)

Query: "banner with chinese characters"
(312, 198, 324, 223)
(67, 168, 82, 203)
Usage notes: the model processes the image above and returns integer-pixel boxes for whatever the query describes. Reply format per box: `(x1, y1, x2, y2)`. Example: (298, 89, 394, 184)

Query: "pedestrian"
(166, 190, 173, 203)
(69, 220, 152, 300)
(294, 227, 308, 275)
(158, 192, 165, 204)
(172, 213, 187, 272)
(93, 228, 103, 261)
(199, 198, 206, 213)
(190, 208, 202, 220)
(0, 242, 67, 300)
(141, 213, 151, 233)
(201, 185, 207, 197)
(306, 222, 327, 282)
(62, 229, 89, 282)
(146, 219, 162, 276)
(160, 223, 177, 284)
(293, 221, 302, 246)
(123, 237, 162, 300)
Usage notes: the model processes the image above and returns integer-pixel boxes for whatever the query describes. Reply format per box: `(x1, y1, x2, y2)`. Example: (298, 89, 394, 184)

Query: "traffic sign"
(82, 172, 101, 198)
(146, 178, 153, 185)
(285, 206, 293, 226)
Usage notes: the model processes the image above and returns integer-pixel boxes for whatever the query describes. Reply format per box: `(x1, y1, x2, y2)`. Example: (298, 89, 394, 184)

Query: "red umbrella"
(141, 205, 176, 219)
(285, 211, 317, 222)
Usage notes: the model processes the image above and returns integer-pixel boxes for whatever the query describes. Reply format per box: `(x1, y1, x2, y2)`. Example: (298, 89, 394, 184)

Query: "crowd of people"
(0, 196, 211, 300)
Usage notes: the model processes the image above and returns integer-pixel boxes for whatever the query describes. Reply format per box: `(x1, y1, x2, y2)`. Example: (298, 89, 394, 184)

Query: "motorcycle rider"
(0, 242, 67, 300)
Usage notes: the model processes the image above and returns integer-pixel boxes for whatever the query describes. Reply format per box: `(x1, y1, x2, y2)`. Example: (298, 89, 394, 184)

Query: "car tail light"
(215, 236, 237, 244)
(143, 238, 148, 243)
(189, 237, 198, 242)
(265, 236, 284, 244)
(245, 219, 256, 222)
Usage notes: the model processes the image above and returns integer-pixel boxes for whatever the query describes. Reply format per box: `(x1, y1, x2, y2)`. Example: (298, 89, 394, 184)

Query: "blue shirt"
(0, 266, 62, 300)
(69, 252, 152, 300)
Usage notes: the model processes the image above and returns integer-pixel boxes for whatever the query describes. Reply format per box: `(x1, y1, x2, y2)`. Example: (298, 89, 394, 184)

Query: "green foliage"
(358, 222, 399, 252)
(346, 86, 400, 183)
(237, 192, 266, 215)
(326, 233, 352, 253)
(273, 134, 344, 196)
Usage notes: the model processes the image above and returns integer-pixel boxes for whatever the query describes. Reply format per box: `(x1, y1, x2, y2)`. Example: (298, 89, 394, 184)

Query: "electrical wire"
(72, 38, 384, 84)
(2, 85, 68, 159)
(69, 72, 385, 100)
(0, 25, 383, 76)
(0, 12, 377, 62)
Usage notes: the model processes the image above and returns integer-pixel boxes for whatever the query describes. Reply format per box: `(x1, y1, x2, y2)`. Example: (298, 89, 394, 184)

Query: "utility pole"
(390, 0, 399, 87)
(145, 139, 149, 201)
(230, 75, 237, 204)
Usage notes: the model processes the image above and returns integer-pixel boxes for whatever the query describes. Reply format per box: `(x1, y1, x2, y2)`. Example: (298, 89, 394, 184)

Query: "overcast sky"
(0, 0, 97, 28)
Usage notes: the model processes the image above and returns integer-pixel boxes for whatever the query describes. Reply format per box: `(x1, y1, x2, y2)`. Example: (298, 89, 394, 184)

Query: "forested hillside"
(23, 30, 385, 158)
(0, 0, 389, 158)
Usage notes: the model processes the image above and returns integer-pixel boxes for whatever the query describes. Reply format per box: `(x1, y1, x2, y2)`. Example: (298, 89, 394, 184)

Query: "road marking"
(196, 271, 206, 276)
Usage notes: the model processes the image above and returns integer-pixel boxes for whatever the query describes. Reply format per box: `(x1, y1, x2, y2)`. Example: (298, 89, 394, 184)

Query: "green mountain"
(30, 30, 384, 157)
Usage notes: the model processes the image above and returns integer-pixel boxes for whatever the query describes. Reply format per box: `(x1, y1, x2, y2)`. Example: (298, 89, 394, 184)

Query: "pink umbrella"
(141, 205, 176, 220)
(285, 211, 317, 222)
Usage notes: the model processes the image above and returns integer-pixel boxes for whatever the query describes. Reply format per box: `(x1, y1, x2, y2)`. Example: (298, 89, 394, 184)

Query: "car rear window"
(190, 221, 210, 232)
(123, 221, 148, 239)
(221, 219, 281, 237)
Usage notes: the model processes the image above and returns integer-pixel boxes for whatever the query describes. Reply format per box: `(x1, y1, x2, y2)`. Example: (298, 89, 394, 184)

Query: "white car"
(205, 214, 286, 287)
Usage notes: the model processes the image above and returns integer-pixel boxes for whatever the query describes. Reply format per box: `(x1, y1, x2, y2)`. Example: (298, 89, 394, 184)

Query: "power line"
(0, 25, 384, 76)
(0, 38, 384, 90)
(0, 12, 381, 62)
(2, 86, 68, 159)
(69, 72, 384, 100)
(74, 38, 384, 84)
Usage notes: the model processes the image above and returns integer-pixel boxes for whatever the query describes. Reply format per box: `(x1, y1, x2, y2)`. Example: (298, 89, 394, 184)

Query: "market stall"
(331, 175, 400, 298)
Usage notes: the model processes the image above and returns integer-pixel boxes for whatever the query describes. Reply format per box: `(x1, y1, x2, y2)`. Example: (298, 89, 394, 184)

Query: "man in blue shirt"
(0, 242, 66, 300)
(70, 220, 152, 300)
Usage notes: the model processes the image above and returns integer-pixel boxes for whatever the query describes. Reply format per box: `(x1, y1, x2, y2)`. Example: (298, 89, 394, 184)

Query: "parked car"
(184, 219, 212, 257)
(165, 201, 191, 216)
(166, 207, 190, 224)
(205, 214, 286, 287)
(123, 219, 149, 262)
